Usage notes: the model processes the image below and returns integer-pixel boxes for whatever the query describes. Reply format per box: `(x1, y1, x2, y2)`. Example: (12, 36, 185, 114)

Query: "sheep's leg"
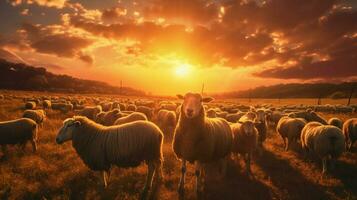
(31, 140, 37, 153)
(103, 171, 108, 188)
(178, 160, 186, 198)
(322, 157, 328, 178)
(154, 159, 163, 185)
(141, 161, 155, 200)
(194, 161, 204, 198)
(286, 138, 290, 151)
(246, 153, 252, 175)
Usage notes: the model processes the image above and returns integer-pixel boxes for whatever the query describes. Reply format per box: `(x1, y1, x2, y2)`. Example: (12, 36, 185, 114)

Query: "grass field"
(0, 91, 357, 200)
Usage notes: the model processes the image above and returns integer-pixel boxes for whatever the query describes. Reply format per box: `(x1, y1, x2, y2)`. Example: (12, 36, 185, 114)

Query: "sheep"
(301, 122, 345, 175)
(55, 116, 163, 198)
(225, 112, 245, 123)
(100, 102, 113, 112)
(127, 104, 137, 111)
(156, 109, 176, 138)
(239, 111, 256, 122)
(136, 106, 154, 120)
(276, 117, 306, 151)
(342, 118, 357, 150)
(266, 111, 285, 127)
(231, 120, 258, 175)
(95, 109, 123, 126)
(23, 109, 46, 127)
(43, 100, 51, 109)
(328, 118, 343, 129)
(114, 112, 147, 125)
(52, 103, 73, 113)
(206, 108, 217, 118)
(0, 118, 38, 158)
(79, 105, 102, 120)
(289, 111, 327, 125)
(25, 101, 36, 109)
(254, 109, 268, 148)
(173, 93, 233, 198)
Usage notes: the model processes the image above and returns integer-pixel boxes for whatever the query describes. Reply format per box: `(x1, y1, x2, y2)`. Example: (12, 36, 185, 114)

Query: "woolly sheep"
(127, 104, 137, 111)
(266, 111, 285, 127)
(25, 101, 36, 109)
(231, 120, 258, 174)
(239, 111, 256, 122)
(95, 109, 122, 126)
(342, 118, 357, 150)
(156, 109, 176, 137)
(52, 103, 73, 113)
(136, 106, 154, 120)
(173, 93, 233, 198)
(100, 102, 113, 112)
(206, 108, 217, 118)
(79, 106, 102, 120)
(328, 118, 343, 129)
(55, 116, 163, 198)
(276, 117, 306, 151)
(43, 100, 51, 109)
(225, 112, 245, 123)
(0, 118, 38, 158)
(289, 111, 327, 125)
(301, 122, 345, 175)
(23, 109, 46, 127)
(114, 112, 147, 125)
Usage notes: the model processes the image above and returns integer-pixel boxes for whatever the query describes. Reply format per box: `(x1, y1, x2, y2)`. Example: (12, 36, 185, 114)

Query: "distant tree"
(347, 83, 356, 106)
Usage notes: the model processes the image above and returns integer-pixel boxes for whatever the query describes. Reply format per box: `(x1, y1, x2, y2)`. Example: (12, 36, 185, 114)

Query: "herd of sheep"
(0, 92, 356, 199)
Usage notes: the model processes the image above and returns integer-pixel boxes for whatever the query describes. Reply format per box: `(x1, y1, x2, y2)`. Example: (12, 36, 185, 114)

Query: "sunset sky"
(0, 0, 356, 95)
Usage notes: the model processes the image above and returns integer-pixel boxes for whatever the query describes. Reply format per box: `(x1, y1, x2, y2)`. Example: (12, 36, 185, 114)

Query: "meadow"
(0, 90, 356, 200)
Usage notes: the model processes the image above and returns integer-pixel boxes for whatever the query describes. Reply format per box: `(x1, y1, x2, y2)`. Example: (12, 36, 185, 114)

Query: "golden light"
(174, 63, 191, 77)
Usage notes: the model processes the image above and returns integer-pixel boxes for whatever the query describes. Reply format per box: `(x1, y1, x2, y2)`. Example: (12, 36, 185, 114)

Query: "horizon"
(0, 0, 356, 95)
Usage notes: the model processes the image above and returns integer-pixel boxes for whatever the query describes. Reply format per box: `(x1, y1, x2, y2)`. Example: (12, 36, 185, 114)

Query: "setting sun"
(174, 63, 192, 77)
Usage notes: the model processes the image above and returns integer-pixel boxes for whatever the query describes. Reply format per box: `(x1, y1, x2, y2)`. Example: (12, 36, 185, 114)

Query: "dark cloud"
(101, 7, 127, 22)
(20, 22, 94, 63)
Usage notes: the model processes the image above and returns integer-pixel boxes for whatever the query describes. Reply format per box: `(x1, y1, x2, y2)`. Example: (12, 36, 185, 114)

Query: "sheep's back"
(0, 118, 37, 145)
(312, 126, 345, 158)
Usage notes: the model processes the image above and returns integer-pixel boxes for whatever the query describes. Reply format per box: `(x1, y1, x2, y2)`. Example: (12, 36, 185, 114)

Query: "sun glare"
(174, 63, 191, 77)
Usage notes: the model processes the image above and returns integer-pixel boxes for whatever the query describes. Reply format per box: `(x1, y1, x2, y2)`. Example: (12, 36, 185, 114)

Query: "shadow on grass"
(254, 149, 329, 200)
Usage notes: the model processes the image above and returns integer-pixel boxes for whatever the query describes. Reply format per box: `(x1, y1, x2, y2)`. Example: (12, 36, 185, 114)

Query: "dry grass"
(0, 93, 356, 200)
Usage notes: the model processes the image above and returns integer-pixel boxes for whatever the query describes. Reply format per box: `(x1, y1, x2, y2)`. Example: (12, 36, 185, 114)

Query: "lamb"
(23, 109, 46, 127)
(43, 100, 51, 109)
(55, 116, 163, 199)
(95, 109, 122, 126)
(328, 118, 343, 129)
(136, 106, 154, 120)
(80, 105, 102, 120)
(276, 117, 306, 151)
(231, 120, 258, 174)
(173, 93, 233, 198)
(0, 118, 38, 158)
(301, 122, 345, 175)
(342, 118, 357, 150)
(156, 109, 176, 138)
(114, 112, 148, 125)
(25, 101, 36, 109)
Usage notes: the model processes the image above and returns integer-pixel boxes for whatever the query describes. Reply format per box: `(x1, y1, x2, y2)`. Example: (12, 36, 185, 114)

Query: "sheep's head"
(56, 118, 81, 144)
(255, 109, 266, 122)
(241, 120, 256, 136)
(177, 92, 213, 119)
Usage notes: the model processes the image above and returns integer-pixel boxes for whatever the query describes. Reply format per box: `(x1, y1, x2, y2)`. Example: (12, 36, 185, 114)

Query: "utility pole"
(347, 83, 355, 106)
(201, 83, 205, 95)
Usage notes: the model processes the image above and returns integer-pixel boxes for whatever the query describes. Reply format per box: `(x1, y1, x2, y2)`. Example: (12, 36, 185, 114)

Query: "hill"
(0, 59, 145, 96)
(215, 82, 357, 99)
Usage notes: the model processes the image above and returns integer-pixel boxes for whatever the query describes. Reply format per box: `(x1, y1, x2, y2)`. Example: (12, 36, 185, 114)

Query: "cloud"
(7, 0, 67, 8)
(20, 22, 94, 63)
(102, 7, 127, 23)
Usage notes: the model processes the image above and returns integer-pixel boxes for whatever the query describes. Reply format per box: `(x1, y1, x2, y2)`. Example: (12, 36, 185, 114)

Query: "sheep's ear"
(202, 97, 214, 103)
(74, 121, 81, 127)
(177, 94, 184, 99)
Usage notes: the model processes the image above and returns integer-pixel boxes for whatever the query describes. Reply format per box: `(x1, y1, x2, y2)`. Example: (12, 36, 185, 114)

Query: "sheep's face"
(56, 118, 81, 144)
(242, 121, 256, 136)
(177, 93, 213, 119)
(256, 110, 266, 122)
